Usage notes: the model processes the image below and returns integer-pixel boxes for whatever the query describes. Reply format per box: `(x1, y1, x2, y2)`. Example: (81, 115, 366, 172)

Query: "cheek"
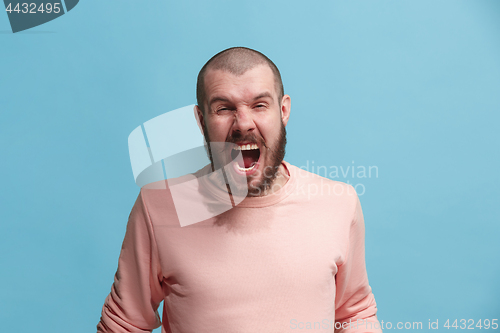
(207, 119, 232, 140)
(260, 120, 282, 144)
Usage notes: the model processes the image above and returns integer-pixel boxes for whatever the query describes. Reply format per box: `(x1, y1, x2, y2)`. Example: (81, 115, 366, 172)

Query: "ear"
(280, 94, 291, 127)
(194, 105, 205, 135)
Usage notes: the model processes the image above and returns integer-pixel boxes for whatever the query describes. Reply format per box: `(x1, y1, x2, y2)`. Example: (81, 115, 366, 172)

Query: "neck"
(249, 163, 289, 197)
(205, 162, 289, 198)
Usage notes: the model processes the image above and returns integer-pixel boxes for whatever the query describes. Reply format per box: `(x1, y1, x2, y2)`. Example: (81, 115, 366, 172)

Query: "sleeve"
(97, 191, 165, 333)
(334, 191, 383, 333)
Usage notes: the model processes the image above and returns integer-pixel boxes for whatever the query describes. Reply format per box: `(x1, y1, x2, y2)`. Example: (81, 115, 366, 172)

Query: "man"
(97, 47, 382, 333)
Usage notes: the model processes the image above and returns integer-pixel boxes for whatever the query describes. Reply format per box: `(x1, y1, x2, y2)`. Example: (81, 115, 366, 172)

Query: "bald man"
(97, 47, 382, 333)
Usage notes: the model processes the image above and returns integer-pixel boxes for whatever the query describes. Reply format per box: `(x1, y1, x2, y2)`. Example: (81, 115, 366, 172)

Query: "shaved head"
(196, 47, 284, 114)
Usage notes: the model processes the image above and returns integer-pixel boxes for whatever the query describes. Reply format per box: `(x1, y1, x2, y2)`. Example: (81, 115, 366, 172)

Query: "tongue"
(240, 150, 259, 168)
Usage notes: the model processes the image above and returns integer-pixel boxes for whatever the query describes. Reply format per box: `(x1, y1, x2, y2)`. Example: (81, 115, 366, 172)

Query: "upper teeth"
(233, 144, 258, 150)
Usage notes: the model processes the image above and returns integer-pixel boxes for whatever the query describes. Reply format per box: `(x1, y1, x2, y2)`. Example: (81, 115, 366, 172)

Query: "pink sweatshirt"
(97, 161, 382, 333)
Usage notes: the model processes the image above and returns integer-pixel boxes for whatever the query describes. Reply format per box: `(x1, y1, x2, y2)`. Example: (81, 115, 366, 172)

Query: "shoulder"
(137, 178, 186, 228)
(286, 162, 358, 200)
(139, 165, 206, 204)
(285, 162, 360, 221)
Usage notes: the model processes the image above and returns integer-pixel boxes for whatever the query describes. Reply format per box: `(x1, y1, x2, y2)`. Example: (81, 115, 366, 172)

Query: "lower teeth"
(236, 162, 256, 171)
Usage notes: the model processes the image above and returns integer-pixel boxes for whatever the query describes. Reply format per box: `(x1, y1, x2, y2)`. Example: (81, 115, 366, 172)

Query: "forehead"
(204, 64, 277, 102)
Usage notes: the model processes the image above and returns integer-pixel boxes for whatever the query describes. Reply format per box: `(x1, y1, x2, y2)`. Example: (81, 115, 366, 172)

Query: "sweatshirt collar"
(196, 160, 296, 208)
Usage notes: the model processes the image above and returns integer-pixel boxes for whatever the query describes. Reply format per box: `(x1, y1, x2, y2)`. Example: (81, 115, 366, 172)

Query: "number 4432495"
(444, 319, 498, 330)
(5, 3, 61, 14)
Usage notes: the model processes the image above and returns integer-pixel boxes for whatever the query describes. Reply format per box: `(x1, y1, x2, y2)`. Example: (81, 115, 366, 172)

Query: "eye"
(255, 104, 267, 109)
(216, 107, 233, 115)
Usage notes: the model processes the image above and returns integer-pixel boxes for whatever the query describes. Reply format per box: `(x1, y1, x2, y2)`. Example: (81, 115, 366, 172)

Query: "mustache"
(226, 133, 268, 149)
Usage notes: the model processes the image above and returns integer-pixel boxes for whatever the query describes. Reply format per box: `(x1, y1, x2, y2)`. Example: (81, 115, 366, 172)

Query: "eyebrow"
(253, 92, 273, 101)
(208, 91, 274, 108)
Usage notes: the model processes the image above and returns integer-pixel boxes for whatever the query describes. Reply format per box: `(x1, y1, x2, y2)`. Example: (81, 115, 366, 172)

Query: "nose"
(231, 107, 255, 137)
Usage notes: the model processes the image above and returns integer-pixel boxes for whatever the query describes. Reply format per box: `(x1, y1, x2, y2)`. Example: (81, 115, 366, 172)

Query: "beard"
(202, 122, 287, 197)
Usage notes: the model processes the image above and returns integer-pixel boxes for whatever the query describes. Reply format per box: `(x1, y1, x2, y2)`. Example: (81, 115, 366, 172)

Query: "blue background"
(1, 0, 499, 332)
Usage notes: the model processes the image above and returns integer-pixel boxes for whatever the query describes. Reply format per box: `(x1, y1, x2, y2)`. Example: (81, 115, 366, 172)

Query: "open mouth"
(230, 143, 261, 173)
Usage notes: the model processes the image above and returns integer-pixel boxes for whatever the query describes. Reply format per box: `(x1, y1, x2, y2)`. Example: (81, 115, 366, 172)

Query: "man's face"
(195, 64, 291, 196)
